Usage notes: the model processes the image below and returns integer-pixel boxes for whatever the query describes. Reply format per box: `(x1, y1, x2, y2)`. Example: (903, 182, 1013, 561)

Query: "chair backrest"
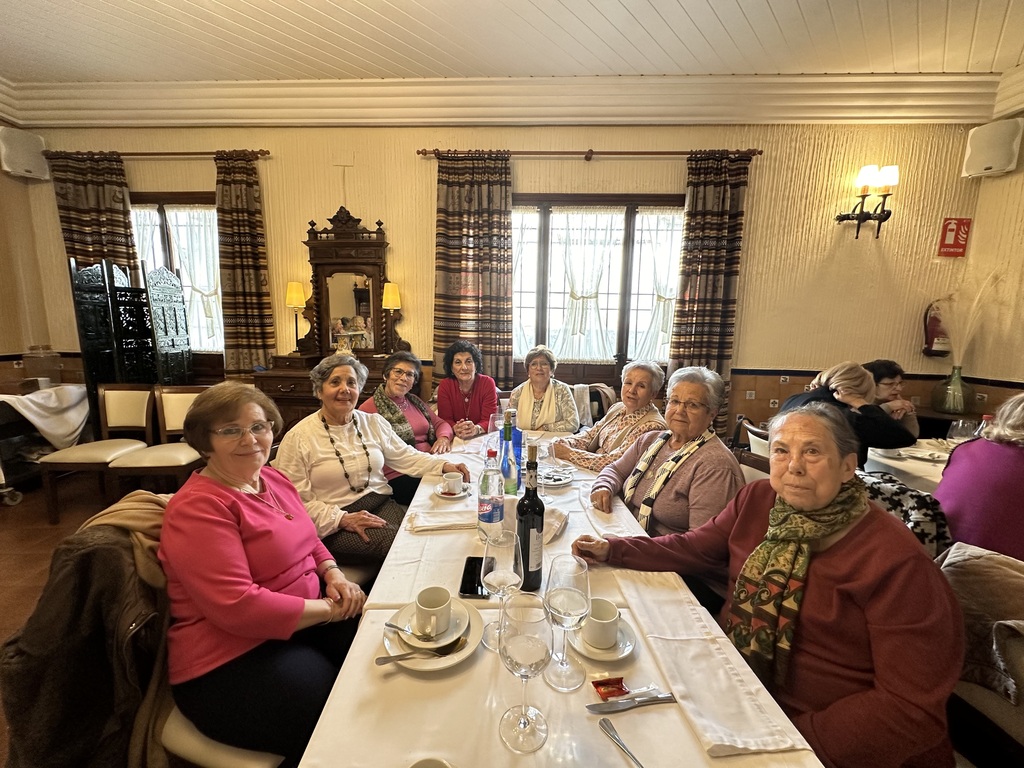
(98, 384, 154, 441)
(733, 447, 770, 482)
(746, 425, 770, 457)
(154, 385, 208, 443)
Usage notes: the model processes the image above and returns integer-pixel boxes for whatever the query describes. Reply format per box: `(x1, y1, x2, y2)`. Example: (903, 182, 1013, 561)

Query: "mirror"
(298, 206, 403, 359)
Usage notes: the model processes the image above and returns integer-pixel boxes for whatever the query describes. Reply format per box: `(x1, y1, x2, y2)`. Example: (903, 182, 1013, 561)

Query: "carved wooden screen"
(69, 258, 119, 427)
(145, 266, 193, 385)
(107, 262, 157, 384)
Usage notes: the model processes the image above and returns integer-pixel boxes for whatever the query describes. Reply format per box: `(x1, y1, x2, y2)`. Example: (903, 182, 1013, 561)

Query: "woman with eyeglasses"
(590, 367, 744, 538)
(507, 345, 581, 433)
(274, 354, 469, 566)
(159, 381, 364, 766)
(356, 350, 455, 504)
(862, 358, 920, 438)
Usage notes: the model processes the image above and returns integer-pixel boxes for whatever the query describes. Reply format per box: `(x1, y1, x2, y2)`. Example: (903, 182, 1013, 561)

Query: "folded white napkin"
(616, 572, 810, 757)
(404, 503, 477, 533)
(544, 506, 567, 543)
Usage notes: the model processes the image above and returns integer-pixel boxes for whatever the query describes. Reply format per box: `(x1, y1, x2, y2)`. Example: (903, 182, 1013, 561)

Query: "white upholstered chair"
(162, 705, 283, 768)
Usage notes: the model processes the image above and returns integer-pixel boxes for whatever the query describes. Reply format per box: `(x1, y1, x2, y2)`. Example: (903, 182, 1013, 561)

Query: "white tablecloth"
(864, 441, 948, 493)
(301, 434, 822, 767)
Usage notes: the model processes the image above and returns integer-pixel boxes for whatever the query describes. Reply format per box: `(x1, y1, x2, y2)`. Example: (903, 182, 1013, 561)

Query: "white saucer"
(382, 599, 483, 671)
(567, 619, 637, 662)
(386, 599, 471, 649)
(537, 467, 573, 487)
(434, 482, 470, 500)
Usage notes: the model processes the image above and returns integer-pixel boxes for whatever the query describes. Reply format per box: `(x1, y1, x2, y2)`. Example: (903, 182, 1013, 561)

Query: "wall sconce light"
(285, 281, 307, 354)
(382, 282, 401, 312)
(835, 164, 899, 239)
(382, 282, 404, 352)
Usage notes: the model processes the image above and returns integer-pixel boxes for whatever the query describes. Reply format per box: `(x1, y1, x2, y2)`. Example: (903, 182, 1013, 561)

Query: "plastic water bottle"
(500, 410, 519, 494)
(477, 449, 504, 542)
(509, 407, 523, 489)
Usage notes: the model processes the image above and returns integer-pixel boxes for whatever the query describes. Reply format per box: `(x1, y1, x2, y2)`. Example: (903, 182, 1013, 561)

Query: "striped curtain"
(215, 150, 275, 377)
(45, 151, 141, 283)
(670, 152, 752, 435)
(433, 152, 514, 390)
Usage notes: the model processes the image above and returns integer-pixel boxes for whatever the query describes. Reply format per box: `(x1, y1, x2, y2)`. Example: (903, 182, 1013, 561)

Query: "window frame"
(130, 191, 216, 275)
(511, 192, 686, 370)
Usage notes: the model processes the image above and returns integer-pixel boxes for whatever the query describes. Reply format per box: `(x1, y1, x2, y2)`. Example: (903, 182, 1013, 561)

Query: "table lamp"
(285, 281, 307, 354)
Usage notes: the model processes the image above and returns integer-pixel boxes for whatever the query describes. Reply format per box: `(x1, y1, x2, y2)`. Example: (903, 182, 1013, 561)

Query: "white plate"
(382, 599, 484, 672)
(898, 447, 948, 462)
(386, 599, 472, 649)
(433, 482, 470, 500)
(567, 619, 637, 662)
(537, 467, 573, 488)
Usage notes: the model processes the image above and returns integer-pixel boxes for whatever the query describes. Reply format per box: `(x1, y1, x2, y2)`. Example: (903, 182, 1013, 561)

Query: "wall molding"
(0, 73, 1000, 128)
(994, 63, 1024, 119)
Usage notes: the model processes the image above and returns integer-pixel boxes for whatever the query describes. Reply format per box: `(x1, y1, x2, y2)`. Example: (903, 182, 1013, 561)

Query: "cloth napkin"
(616, 571, 810, 757)
(404, 490, 478, 532)
(544, 506, 567, 543)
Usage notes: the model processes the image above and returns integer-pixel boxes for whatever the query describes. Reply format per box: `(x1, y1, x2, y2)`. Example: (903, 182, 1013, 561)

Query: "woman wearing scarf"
(358, 351, 455, 504)
(507, 345, 580, 433)
(573, 402, 964, 768)
(589, 367, 744, 537)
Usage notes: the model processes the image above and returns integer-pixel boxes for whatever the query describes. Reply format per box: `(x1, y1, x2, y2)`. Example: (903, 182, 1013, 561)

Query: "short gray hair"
(666, 366, 725, 414)
(984, 392, 1024, 447)
(768, 401, 860, 459)
(310, 353, 368, 394)
(622, 361, 665, 392)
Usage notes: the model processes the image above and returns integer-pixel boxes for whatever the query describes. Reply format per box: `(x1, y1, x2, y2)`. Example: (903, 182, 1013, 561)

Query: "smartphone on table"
(459, 555, 490, 599)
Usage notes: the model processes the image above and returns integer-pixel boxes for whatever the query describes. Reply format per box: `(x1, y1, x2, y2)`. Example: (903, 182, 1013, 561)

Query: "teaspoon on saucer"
(375, 637, 468, 666)
(384, 621, 435, 642)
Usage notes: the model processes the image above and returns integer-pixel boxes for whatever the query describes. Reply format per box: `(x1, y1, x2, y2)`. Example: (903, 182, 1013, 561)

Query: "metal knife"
(586, 692, 676, 714)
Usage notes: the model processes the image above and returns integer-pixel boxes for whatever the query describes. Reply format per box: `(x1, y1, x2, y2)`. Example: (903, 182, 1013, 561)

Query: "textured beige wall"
(0, 171, 47, 354)
(10, 122, 1023, 382)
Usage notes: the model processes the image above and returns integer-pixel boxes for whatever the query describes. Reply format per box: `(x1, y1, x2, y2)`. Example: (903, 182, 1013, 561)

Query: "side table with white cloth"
(864, 439, 950, 494)
(300, 434, 822, 767)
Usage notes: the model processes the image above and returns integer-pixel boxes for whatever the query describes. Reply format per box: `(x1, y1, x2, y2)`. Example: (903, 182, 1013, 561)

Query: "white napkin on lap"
(617, 572, 811, 757)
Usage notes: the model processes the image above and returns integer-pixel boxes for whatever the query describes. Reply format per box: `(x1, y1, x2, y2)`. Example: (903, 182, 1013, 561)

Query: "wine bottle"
(516, 443, 545, 591)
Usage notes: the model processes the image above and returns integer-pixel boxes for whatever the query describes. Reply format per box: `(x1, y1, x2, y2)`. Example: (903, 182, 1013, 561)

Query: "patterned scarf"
(622, 426, 715, 531)
(371, 384, 435, 446)
(726, 476, 868, 689)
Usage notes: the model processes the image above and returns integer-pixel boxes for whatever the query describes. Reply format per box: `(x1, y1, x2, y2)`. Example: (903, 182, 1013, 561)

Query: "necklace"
(458, 376, 476, 417)
(395, 397, 409, 412)
(320, 412, 371, 493)
(204, 467, 294, 520)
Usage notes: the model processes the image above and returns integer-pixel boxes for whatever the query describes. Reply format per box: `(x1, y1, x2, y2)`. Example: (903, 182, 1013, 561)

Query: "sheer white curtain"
(632, 208, 683, 362)
(166, 206, 222, 352)
(130, 207, 165, 271)
(549, 208, 618, 362)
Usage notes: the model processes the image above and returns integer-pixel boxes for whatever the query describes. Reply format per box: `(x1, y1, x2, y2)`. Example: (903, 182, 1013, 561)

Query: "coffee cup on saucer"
(415, 586, 452, 637)
(442, 472, 464, 494)
(583, 597, 620, 649)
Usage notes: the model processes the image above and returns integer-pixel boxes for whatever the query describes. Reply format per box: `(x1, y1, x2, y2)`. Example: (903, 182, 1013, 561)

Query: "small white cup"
(442, 472, 464, 495)
(583, 597, 620, 649)
(415, 586, 452, 637)
(410, 760, 455, 768)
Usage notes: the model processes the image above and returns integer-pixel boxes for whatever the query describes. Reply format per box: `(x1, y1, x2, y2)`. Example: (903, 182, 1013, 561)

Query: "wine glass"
(498, 593, 552, 754)
(946, 419, 981, 445)
(481, 530, 524, 651)
(542, 554, 590, 692)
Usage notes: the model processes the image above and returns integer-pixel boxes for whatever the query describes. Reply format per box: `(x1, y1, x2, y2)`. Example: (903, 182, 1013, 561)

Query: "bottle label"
(528, 529, 543, 572)
(478, 499, 503, 524)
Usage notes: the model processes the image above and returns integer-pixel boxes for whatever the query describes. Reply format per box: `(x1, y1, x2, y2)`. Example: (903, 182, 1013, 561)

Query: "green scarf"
(371, 384, 435, 446)
(726, 476, 868, 689)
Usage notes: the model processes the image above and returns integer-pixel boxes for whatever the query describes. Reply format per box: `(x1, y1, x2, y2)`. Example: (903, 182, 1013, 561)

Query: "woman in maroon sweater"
(573, 402, 964, 768)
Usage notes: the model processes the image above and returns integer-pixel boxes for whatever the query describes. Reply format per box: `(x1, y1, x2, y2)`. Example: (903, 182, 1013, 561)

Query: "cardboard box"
(22, 356, 63, 383)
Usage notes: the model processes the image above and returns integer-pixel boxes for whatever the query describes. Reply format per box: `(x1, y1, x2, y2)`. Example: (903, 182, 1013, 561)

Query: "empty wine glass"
(542, 554, 590, 692)
(481, 530, 524, 651)
(946, 419, 981, 445)
(498, 593, 552, 754)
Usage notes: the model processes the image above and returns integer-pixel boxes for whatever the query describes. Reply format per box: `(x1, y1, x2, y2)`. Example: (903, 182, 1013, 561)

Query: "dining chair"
(732, 447, 770, 483)
(162, 705, 282, 768)
(745, 423, 770, 457)
(38, 383, 152, 523)
(107, 385, 208, 497)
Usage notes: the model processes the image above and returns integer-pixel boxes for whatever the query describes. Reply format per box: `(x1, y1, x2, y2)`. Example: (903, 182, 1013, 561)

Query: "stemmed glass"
(542, 554, 590, 692)
(498, 593, 553, 754)
(946, 419, 980, 445)
(481, 530, 524, 651)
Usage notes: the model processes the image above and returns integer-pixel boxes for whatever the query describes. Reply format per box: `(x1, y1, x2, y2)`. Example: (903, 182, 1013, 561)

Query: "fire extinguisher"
(922, 301, 951, 357)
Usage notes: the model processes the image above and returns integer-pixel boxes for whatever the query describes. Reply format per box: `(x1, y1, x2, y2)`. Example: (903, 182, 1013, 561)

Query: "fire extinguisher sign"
(938, 218, 972, 258)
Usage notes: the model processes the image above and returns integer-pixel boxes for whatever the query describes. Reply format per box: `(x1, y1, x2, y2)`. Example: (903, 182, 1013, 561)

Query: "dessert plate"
(382, 599, 483, 671)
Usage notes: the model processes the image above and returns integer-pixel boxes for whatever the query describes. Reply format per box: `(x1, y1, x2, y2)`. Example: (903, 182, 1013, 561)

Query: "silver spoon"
(375, 636, 468, 666)
(599, 718, 646, 768)
(384, 621, 435, 642)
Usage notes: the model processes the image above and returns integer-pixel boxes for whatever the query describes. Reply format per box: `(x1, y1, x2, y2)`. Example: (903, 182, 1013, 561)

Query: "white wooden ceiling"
(1, 0, 1023, 126)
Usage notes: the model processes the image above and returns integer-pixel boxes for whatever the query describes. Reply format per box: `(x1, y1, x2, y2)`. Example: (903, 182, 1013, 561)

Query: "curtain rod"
(42, 149, 271, 158)
(416, 148, 762, 161)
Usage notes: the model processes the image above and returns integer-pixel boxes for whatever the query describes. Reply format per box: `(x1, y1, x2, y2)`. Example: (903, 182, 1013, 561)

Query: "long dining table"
(299, 432, 823, 767)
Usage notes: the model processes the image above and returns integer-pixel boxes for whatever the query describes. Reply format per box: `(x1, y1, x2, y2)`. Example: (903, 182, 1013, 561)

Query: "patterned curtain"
(433, 152, 514, 390)
(670, 152, 752, 435)
(45, 151, 141, 283)
(215, 150, 275, 377)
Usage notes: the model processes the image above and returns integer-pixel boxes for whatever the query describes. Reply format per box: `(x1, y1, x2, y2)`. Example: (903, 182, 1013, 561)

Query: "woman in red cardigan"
(436, 340, 499, 440)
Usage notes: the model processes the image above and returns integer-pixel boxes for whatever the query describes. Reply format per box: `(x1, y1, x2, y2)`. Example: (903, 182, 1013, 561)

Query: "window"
(129, 193, 223, 352)
(512, 195, 685, 364)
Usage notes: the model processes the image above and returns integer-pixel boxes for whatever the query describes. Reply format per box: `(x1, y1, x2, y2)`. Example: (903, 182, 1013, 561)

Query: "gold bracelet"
(320, 596, 335, 625)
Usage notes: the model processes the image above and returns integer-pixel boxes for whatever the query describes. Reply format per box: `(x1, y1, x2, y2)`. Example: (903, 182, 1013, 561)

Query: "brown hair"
(182, 381, 282, 456)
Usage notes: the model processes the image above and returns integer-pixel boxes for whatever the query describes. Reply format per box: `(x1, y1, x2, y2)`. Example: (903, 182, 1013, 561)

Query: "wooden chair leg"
(103, 471, 120, 505)
(42, 469, 60, 525)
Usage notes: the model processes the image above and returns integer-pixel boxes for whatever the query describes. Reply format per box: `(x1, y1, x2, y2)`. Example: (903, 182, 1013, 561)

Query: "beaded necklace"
(320, 412, 371, 493)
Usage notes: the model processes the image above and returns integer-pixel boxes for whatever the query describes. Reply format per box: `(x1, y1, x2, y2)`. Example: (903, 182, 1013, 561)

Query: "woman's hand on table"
(590, 489, 612, 513)
(551, 441, 571, 460)
(882, 398, 916, 420)
(443, 462, 471, 482)
(430, 436, 453, 454)
(339, 510, 389, 543)
(453, 419, 480, 440)
(572, 534, 610, 565)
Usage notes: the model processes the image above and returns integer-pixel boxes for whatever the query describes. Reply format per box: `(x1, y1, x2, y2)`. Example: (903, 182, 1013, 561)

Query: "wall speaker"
(0, 127, 50, 180)
(961, 118, 1024, 178)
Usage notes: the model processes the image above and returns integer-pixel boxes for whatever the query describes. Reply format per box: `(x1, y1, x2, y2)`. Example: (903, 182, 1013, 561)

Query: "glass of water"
(542, 554, 590, 692)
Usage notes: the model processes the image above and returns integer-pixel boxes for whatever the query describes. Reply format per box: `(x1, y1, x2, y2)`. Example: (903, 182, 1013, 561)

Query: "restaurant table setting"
(299, 432, 822, 767)
(864, 438, 951, 493)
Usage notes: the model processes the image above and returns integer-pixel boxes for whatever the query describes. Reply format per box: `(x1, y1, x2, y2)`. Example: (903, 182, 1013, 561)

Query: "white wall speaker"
(961, 118, 1024, 178)
(0, 127, 50, 180)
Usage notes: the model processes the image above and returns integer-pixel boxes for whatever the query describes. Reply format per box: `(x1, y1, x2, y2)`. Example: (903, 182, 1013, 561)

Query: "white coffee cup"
(442, 471, 464, 495)
(410, 760, 455, 768)
(583, 597, 620, 649)
(415, 586, 452, 637)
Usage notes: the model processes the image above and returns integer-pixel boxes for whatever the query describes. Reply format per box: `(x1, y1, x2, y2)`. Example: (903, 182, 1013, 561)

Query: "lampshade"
(382, 282, 401, 310)
(855, 165, 880, 189)
(877, 165, 900, 188)
(285, 281, 306, 309)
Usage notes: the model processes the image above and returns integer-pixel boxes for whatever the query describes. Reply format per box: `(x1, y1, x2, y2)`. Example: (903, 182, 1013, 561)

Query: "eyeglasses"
(878, 379, 903, 388)
(528, 360, 552, 369)
(211, 421, 274, 439)
(389, 368, 418, 380)
(666, 399, 710, 413)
